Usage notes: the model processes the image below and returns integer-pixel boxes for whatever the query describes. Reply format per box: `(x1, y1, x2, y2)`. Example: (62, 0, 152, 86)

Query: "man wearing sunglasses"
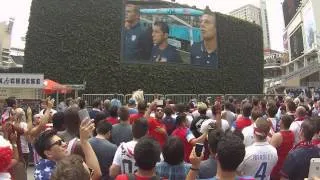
(34, 119, 101, 180)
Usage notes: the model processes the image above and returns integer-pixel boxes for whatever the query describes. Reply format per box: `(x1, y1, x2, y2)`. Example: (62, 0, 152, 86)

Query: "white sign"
(0, 73, 44, 89)
(168, 38, 182, 49)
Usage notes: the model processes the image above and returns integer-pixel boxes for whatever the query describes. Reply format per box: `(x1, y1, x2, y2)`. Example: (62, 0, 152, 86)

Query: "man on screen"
(150, 21, 182, 63)
(190, 13, 218, 68)
(124, 4, 143, 61)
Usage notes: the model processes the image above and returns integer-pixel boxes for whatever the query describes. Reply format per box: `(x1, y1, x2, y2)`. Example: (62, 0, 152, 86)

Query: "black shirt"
(124, 23, 143, 61)
(150, 44, 182, 63)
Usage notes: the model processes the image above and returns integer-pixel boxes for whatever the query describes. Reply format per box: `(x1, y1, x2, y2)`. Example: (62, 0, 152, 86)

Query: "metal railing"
(82, 93, 284, 105)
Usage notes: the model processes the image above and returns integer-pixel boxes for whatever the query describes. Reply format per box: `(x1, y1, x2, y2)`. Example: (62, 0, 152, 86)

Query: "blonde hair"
(132, 89, 144, 104)
(15, 108, 26, 123)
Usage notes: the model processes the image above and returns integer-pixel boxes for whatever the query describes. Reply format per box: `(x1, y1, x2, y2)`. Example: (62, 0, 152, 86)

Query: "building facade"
(267, 0, 320, 90)
(0, 18, 14, 69)
(229, 1, 270, 49)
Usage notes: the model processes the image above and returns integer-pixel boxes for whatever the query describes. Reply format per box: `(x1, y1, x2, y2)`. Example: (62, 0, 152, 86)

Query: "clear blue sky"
(0, 0, 284, 51)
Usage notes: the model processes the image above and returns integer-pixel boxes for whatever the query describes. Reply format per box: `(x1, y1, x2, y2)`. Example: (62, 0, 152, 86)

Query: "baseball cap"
(197, 102, 208, 111)
(128, 98, 136, 105)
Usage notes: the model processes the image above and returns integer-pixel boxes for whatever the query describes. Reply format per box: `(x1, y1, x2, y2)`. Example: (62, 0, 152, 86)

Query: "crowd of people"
(0, 92, 320, 180)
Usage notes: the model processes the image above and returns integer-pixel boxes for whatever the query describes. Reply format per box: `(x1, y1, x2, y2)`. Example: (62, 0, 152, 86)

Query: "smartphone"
(78, 109, 90, 121)
(195, 143, 204, 157)
(308, 158, 320, 179)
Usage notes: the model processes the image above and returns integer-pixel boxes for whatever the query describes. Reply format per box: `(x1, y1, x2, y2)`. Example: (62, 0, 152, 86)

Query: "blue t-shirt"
(150, 44, 182, 63)
(34, 159, 56, 180)
(190, 41, 218, 68)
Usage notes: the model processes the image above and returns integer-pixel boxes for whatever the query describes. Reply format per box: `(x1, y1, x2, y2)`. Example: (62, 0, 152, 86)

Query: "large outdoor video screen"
(290, 27, 304, 60)
(282, 0, 302, 27)
(122, 0, 219, 68)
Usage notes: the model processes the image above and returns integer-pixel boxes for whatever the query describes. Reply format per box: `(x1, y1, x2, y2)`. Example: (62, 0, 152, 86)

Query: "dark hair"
(137, 101, 147, 112)
(66, 98, 74, 107)
(34, 130, 57, 159)
(96, 121, 112, 135)
(251, 109, 262, 122)
(287, 100, 296, 112)
(242, 103, 252, 117)
(163, 106, 174, 116)
(5, 97, 16, 107)
(109, 106, 118, 118)
(134, 137, 161, 170)
(127, 3, 140, 15)
(267, 102, 278, 118)
(51, 155, 90, 180)
(260, 99, 267, 109)
(132, 117, 148, 139)
(162, 136, 184, 165)
(313, 117, 320, 134)
(92, 98, 101, 108)
(78, 99, 86, 109)
(252, 97, 259, 106)
(93, 111, 107, 136)
(208, 128, 224, 154)
(64, 106, 81, 136)
(119, 106, 129, 121)
(175, 114, 187, 126)
(154, 21, 169, 34)
(175, 103, 186, 113)
(52, 112, 65, 131)
(233, 129, 244, 141)
(281, 115, 293, 129)
(217, 132, 245, 171)
(301, 118, 316, 141)
(224, 102, 233, 111)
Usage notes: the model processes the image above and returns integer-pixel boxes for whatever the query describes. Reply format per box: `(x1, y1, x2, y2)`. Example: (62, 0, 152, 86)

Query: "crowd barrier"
(82, 93, 285, 106)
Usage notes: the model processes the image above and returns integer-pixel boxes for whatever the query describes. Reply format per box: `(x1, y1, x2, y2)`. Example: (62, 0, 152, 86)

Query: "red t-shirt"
(172, 127, 194, 162)
(312, 139, 320, 146)
(234, 116, 252, 131)
(147, 118, 167, 147)
(106, 117, 119, 125)
(129, 113, 145, 124)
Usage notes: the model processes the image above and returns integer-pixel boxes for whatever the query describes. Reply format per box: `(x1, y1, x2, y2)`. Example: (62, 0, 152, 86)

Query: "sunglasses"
(48, 139, 64, 149)
(156, 109, 163, 112)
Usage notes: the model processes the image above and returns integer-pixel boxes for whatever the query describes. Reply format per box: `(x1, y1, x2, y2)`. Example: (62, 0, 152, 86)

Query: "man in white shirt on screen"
(237, 118, 278, 180)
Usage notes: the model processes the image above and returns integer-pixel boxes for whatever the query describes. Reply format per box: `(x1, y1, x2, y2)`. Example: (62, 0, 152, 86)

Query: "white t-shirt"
(0, 173, 11, 180)
(39, 109, 57, 116)
(16, 122, 29, 154)
(237, 142, 278, 180)
(200, 119, 230, 133)
(112, 140, 138, 174)
(242, 123, 255, 147)
(289, 120, 303, 145)
(192, 109, 213, 119)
